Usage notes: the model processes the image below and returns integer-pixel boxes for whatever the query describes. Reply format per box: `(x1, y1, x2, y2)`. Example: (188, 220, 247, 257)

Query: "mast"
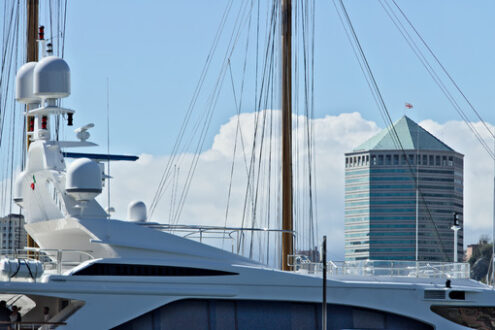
(26, 0, 39, 251)
(26, 0, 39, 152)
(27, 0, 39, 64)
(281, 0, 293, 271)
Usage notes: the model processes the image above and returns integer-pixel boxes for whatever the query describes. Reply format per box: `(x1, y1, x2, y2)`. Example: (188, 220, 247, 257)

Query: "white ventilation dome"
(65, 158, 102, 201)
(127, 201, 147, 222)
(33, 56, 70, 99)
(15, 62, 41, 104)
(13, 171, 27, 207)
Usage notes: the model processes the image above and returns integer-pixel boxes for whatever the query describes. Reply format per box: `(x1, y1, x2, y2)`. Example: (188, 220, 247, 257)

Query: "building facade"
(0, 214, 27, 252)
(344, 116, 463, 262)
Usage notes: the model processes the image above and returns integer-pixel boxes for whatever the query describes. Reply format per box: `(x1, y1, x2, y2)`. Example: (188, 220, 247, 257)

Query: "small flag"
(405, 102, 413, 109)
(31, 175, 36, 190)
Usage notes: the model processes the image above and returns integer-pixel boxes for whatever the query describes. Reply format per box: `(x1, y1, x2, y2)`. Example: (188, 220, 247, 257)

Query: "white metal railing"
(143, 223, 295, 255)
(290, 255, 470, 279)
(0, 320, 66, 329)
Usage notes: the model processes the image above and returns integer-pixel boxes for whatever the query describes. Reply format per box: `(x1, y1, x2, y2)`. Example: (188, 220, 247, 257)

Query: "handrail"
(0, 320, 67, 330)
(144, 223, 295, 234)
(144, 224, 296, 255)
(290, 256, 471, 279)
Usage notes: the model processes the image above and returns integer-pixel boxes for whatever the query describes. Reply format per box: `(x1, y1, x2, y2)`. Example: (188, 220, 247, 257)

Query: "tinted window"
(73, 263, 237, 277)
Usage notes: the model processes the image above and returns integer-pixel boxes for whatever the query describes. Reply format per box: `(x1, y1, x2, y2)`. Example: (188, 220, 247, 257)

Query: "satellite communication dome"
(33, 56, 71, 98)
(65, 158, 102, 201)
(127, 201, 147, 222)
(15, 62, 41, 104)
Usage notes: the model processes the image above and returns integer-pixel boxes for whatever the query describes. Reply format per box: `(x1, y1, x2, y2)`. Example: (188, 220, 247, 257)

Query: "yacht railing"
(0, 320, 66, 329)
(290, 255, 470, 279)
(143, 223, 295, 255)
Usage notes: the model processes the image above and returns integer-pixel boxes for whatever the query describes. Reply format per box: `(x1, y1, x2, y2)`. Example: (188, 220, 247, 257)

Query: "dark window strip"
(73, 263, 237, 277)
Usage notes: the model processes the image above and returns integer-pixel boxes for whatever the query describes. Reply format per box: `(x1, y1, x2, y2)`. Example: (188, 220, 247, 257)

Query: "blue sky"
(50, 0, 495, 156)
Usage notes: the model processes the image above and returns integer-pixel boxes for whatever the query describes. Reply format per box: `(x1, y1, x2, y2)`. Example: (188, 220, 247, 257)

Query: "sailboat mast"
(281, 0, 293, 271)
(27, 0, 39, 64)
(26, 0, 39, 251)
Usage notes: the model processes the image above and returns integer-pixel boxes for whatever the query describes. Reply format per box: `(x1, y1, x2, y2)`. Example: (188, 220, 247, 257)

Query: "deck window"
(73, 263, 237, 277)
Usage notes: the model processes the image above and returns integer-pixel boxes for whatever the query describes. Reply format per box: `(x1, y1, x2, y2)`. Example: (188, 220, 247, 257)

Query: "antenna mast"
(281, 0, 293, 271)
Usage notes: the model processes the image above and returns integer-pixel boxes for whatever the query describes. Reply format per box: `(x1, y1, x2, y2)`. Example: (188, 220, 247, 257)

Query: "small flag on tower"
(405, 102, 413, 109)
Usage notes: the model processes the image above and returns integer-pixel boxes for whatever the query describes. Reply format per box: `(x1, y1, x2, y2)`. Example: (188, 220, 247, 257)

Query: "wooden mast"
(26, 0, 39, 251)
(281, 0, 293, 271)
(26, 0, 39, 64)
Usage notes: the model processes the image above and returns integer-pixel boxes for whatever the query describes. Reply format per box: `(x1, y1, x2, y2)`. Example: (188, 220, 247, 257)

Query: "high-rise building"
(0, 214, 27, 253)
(344, 116, 463, 262)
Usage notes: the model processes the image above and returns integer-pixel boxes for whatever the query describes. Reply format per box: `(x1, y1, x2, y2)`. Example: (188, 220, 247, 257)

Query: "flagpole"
(405, 102, 419, 262)
(415, 113, 419, 262)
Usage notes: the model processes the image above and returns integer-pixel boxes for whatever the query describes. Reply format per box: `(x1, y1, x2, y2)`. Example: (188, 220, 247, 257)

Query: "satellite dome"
(33, 56, 70, 99)
(127, 201, 147, 222)
(15, 62, 41, 104)
(65, 158, 102, 201)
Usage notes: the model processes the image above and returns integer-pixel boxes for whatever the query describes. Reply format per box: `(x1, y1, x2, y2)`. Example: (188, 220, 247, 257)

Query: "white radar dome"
(127, 201, 147, 222)
(33, 56, 70, 98)
(15, 62, 41, 104)
(65, 158, 102, 201)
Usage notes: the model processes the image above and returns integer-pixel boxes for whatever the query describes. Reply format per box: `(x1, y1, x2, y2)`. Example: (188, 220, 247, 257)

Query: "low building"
(0, 214, 27, 253)
(465, 244, 479, 261)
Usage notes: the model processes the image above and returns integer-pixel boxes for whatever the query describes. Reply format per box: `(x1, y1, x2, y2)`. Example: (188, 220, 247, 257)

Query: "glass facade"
(344, 150, 463, 262)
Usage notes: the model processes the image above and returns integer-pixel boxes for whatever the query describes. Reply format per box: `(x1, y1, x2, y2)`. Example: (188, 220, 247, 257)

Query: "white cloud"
(99, 112, 494, 261)
(420, 119, 495, 243)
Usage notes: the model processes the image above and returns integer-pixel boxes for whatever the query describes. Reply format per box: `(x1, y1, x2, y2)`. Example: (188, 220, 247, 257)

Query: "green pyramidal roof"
(354, 116, 454, 152)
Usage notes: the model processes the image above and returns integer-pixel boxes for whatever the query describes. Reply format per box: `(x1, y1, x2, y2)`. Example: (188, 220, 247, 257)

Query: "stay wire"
(378, 0, 494, 160)
(172, 1, 254, 225)
(390, 0, 495, 142)
(149, 0, 235, 216)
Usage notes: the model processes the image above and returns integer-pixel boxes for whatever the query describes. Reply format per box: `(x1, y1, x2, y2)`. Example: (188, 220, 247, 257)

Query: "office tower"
(344, 116, 463, 262)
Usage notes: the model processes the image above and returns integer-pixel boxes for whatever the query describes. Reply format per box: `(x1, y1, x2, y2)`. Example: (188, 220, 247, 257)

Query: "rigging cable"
(378, 0, 494, 160)
(149, 0, 235, 218)
(390, 0, 495, 142)
(171, 1, 254, 226)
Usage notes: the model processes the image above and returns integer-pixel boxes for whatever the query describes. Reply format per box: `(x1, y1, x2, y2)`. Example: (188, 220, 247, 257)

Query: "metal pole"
(281, 0, 293, 271)
(415, 121, 419, 261)
(454, 228, 459, 262)
(322, 236, 327, 330)
(451, 213, 460, 263)
(415, 188, 419, 261)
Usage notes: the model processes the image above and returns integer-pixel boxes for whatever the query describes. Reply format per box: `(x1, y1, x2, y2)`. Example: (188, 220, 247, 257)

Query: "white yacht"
(2, 41, 493, 330)
(2, 1, 495, 330)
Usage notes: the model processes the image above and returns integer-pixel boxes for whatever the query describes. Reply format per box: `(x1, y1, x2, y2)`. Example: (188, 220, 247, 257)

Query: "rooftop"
(354, 116, 455, 152)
